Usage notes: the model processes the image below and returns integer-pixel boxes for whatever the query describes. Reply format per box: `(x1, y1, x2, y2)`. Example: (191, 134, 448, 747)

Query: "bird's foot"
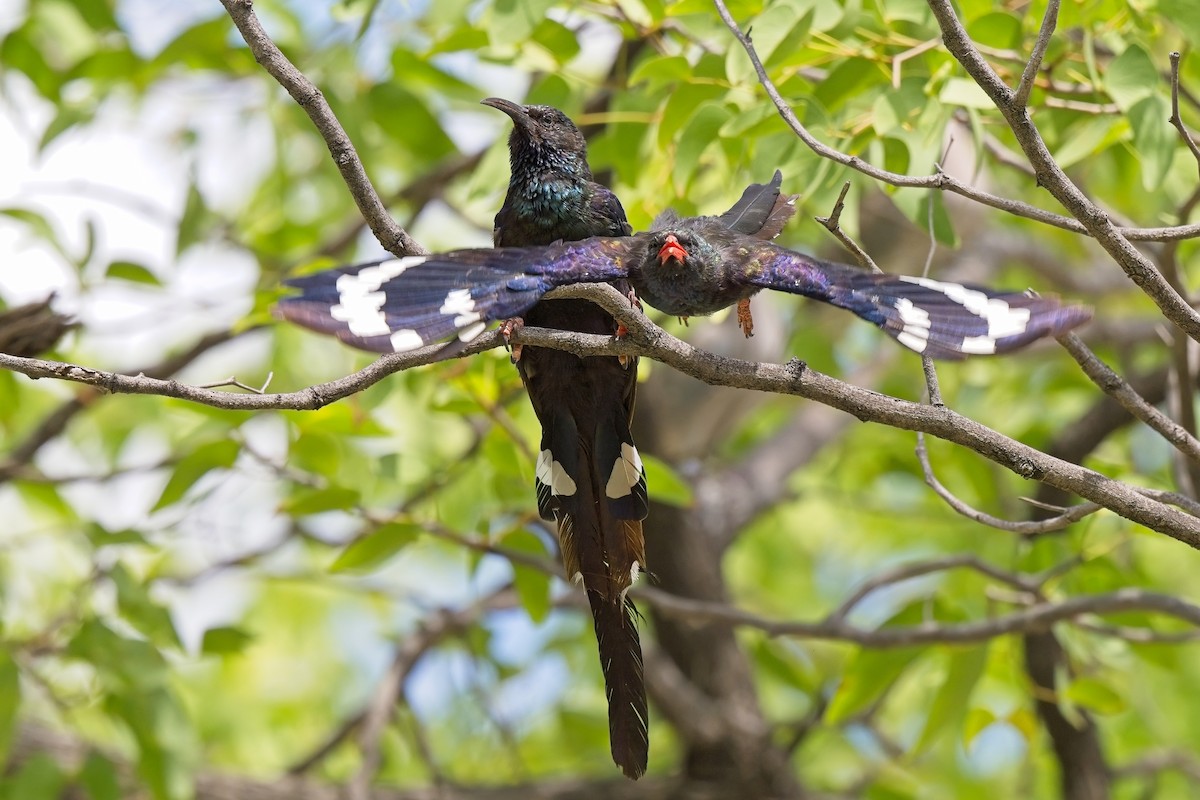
(614, 321, 633, 369)
(677, 315, 690, 327)
(499, 317, 524, 363)
(737, 298, 755, 338)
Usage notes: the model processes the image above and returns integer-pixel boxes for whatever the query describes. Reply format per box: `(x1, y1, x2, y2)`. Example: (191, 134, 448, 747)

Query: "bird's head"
(649, 230, 717, 272)
(481, 97, 591, 179)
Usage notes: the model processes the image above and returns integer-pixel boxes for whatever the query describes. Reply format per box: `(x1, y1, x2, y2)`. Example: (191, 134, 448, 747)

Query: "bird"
(280, 157, 797, 780)
(280, 203, 1089, 363)
(481, 97, 648, 781)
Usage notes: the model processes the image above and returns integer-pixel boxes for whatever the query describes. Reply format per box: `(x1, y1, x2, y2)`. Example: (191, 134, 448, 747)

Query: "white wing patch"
(957, 335, 996, 355)
(330, 290, 389, 336)
(900, 276, 1032, 338)
(458, 321, 488, 343)
(892, 297, 930, 353)
(389, 329, 424, 352)
(536, 449, 577, 497)
(329, 257, 427, 337)
(605, 443, 644, 500)
(441, 288, 483, 328)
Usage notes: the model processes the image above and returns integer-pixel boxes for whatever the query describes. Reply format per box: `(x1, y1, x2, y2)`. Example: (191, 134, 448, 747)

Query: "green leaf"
(966, 12, 1021, 48)
(5, 753, 66, 799)
(501, 529, 552, 622)
(329, 522, 421, 573)
(631, 54, 693, 92)
(283, 486, 362, 516)
(1161, 0, 1200, 45)
(77, 753, 122, 800)
(200, 626, 255, 656)
(812, 58, 876, 114)
(825, 646, 923, 724)
(673, 102, 732, 191)
(915, 645, 988, 751)
(1064, 675, 1126, 715)
(111, 563, 181, 649)
(14, 481, 79, 524)
(68, 620, 169, 692)
(1106, 43, 1158, 112)
(0, 651, 20, 762)
(1054, 116, 1129, 169)
(106, 260, 161, 286)
(657, 81, 727, 148)
(152, 439, 239, 511)
(106, 688, 194, 800)
(0, 207, 71, 262)
(962, 706, 995, 750)
(939, 77, 994, 110)
(641, 454, 693, 507)
(1128, 94, 1174, 191)
(175, 182, 211, 257)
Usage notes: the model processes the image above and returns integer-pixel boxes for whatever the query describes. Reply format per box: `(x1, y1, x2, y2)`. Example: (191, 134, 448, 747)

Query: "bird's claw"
(677, 316, 690, 327)
(737, 298, 755, 338)
(500, 318, 524, 363)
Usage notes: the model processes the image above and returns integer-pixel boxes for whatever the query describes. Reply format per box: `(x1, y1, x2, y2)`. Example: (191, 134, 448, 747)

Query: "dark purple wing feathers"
(745, 246, 1091, 359)
(278, 240, 633, 354)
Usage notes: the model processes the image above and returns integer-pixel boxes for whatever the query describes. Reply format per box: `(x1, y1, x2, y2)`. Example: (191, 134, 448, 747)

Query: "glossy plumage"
(281, 180, 1089, 362)
(481, 98, 649, 781)
(278, 166, 799, 780)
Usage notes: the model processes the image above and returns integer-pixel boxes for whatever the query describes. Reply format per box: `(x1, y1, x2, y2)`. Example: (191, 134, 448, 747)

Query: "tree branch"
(711, 0, 1200, 243)
(922, 0, 1200, 341)
(218, 0, 425, 258)
(4, 283, 1199, 546)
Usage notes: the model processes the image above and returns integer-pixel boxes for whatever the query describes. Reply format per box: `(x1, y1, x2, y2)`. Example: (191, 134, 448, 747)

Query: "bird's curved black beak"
(658, 234, 687, 266)
(481, 97, 531, 129)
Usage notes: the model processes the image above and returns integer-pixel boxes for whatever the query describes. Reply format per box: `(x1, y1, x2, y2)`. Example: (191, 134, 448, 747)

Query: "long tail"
(588, 587, 648, 779)
(537, 408, 648, 778)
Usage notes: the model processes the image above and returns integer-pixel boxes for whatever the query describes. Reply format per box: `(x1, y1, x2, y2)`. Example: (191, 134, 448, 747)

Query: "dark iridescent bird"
(482, 97, 648, 782)
(280, 156, 797, 780)
(281, 199, 1089, 362)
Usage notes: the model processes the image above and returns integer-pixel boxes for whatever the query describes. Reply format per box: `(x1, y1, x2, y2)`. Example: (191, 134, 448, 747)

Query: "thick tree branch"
(3, 283, 1199, 546)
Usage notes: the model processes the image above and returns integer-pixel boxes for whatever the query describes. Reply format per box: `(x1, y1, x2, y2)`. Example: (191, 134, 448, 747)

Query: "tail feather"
(718, 169, 798, 240)
(588, 593, 648, 780)
(538, 405, 648, 779)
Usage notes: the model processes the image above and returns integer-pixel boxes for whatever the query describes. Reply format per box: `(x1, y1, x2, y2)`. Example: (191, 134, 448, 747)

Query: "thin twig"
(1013, 0, 1061, 108)
(917, 433, 1102, 535)
(638, 584, 1200, 646)
(922, 0, 1200, 342)
(814, 182, 881, 272)
(1056, 332, 1200, 465)
(1169, 52, 1200, 179)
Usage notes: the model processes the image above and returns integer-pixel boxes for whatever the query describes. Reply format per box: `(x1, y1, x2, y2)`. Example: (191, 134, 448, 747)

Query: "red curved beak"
(658, 234, 687, 266)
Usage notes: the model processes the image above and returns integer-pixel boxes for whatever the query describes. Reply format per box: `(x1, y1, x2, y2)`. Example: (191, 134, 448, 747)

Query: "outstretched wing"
(278, 238, 633, 354)
(746, 245, 1092, 359)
